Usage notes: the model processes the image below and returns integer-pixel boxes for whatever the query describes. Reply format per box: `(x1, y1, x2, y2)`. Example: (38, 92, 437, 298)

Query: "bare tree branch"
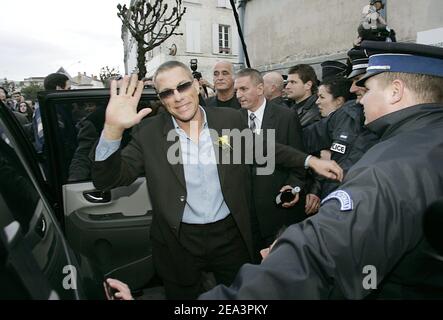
(118, 0, 186, 78)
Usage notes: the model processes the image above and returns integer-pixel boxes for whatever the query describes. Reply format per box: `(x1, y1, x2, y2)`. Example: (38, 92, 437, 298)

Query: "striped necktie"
(249, 113, 257, 133)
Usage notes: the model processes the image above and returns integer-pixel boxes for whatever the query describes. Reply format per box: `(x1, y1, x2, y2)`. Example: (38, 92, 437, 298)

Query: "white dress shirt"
(247, 98, 267, 135)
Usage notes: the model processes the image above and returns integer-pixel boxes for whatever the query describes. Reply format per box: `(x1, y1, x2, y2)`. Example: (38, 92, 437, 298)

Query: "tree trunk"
(137, 43, 147, 79)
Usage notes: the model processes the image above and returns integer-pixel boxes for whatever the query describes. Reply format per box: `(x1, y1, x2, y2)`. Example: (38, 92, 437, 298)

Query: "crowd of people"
(1, 0, 442, 300)
(0, 88, 35, 124)
(98, 34, 443, 299)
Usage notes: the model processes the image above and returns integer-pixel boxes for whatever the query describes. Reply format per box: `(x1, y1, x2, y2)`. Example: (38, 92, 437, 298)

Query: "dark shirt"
(205, 95, 241, 109)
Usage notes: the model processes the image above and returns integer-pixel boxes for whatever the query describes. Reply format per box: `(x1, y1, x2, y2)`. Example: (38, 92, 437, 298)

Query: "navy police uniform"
(200, 41, 443, 299)
(303, 100, 378, 198)
(302, 48, 379, 198)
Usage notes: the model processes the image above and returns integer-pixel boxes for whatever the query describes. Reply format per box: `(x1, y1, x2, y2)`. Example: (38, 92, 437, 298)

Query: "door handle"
(83, 191, 111, 203)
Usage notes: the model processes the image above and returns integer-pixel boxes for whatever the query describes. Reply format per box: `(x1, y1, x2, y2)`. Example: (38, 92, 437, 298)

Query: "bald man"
(263, 72, 287, 107)
(206, 61, 241, 109)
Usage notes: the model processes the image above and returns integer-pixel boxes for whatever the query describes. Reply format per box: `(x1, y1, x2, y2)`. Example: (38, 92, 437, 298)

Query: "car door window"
(42, 96, 161, 183)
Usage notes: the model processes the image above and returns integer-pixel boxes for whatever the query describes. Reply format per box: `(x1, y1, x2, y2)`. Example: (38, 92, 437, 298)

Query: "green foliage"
(21, 83, 44, 101)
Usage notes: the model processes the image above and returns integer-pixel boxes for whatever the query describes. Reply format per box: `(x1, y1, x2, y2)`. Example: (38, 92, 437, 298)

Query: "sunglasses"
(157, 81, 193, 100)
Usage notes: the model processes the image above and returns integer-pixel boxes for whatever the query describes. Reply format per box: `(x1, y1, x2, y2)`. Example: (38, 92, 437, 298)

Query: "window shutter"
(186, 20, 201, 53)
(212, 23, 219, 54)
(232, 25, 239, 56)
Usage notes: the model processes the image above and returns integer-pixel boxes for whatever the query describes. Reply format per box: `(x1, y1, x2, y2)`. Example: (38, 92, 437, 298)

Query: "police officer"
(199, 41, 443, 299)
(303, 49, 379, 198)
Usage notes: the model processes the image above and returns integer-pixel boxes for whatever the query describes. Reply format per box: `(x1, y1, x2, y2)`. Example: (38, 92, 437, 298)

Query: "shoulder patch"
(321, 190, 354, 211)
(331, 142, 347, 154)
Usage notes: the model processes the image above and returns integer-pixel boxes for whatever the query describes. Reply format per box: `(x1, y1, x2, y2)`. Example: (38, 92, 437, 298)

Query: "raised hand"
(103, 74, 152, 140)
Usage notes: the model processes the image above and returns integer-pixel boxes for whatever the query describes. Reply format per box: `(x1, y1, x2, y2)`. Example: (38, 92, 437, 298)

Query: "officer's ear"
(389, 79, 405, 104)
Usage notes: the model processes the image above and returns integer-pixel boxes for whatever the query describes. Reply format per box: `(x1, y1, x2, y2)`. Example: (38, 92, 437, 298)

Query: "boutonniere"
(215, 135, 232, 150)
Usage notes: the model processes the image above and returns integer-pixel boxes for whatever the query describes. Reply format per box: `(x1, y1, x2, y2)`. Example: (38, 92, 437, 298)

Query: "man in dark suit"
(92, 62, 343, 300)
(235, 68, 307, 252)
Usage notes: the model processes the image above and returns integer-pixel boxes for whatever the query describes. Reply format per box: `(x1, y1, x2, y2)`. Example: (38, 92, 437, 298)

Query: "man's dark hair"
(44, 73, 69, 90)
(235, 68, 264, 85)
(288, 64, 318, 93)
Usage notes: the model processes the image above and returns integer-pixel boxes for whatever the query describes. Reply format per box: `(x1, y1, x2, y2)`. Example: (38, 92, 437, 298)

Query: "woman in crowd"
(17, 101, 34, 122)
(316, 77, 352, 118)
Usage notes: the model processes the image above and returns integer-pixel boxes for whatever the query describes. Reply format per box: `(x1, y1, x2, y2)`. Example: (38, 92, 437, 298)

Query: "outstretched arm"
(307, 156, 343, 182)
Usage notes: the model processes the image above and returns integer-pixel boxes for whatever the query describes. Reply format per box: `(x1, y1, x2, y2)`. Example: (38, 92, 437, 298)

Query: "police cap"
(356, 41, 443, 86)
(320, 60, 349, 81)
(346, 47, 382, 79)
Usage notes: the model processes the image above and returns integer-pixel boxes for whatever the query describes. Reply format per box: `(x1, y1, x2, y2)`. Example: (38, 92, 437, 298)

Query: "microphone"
(276, 186, 301, 206)
(423, 199, 443, 254)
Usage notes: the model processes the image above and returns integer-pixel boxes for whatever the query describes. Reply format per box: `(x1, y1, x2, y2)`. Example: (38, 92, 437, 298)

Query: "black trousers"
(162, 214, 250, 300)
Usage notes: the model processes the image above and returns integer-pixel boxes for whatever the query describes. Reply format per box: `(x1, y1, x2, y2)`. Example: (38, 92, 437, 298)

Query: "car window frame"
(37, 88, 158, 225)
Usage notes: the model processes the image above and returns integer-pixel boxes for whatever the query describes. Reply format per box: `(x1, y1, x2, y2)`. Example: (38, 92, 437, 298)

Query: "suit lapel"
(162, 114, 186, 190)
(239, 108, 249, 127)
(261, 102, 275, 130)
(205, 107, 228, 189)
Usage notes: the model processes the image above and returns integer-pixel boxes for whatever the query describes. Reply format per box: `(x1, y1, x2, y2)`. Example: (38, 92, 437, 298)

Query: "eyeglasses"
(157, 81, 193, 100)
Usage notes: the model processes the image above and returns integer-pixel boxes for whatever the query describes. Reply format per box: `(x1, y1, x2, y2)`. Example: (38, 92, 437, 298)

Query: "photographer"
(190, 59, 214, 106)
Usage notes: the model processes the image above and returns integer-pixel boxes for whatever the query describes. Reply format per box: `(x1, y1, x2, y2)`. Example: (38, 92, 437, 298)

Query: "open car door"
(37, 88, 161, 291)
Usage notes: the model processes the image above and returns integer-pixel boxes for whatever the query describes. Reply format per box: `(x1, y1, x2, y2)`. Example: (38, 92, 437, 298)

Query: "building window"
(213, 23, 238, 55)
(218, 25, 230, 54)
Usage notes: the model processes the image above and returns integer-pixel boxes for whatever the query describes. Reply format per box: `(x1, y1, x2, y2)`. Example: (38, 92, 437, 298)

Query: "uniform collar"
(366, 103, 443, 139)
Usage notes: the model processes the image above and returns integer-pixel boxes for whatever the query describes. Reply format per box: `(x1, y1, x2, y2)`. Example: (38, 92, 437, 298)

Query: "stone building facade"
(122, 0, 240, 80)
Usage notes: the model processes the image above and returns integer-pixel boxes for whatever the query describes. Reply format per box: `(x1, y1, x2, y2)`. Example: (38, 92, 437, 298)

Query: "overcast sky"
(0, 0, 129, 80)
